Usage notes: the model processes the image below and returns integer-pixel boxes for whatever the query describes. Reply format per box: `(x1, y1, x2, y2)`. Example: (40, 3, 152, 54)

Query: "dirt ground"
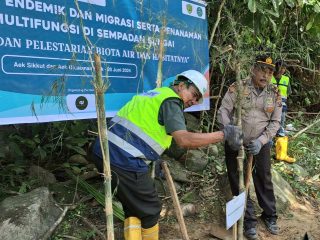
(159, 198, 320, 240)
(51, 171, 320, 240)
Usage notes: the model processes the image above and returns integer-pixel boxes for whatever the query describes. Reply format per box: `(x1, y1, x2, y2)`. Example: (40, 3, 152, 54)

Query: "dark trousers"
(225, 143, 277, 229)
(88, 149, 161, 229)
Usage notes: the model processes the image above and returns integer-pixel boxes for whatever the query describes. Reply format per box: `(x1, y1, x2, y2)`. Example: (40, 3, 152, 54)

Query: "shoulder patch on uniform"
(269, 84, 282, 106)
(270, 84, 278, 92)
(228, 83, 237, 93)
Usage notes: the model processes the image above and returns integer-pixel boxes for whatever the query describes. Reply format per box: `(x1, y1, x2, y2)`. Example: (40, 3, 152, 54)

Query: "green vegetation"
(0, 0, 319, 238)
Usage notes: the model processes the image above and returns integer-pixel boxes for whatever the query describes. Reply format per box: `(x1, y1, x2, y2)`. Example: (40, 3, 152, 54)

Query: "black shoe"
(244, 227, 258, 240)
(261, 217, 279, 235)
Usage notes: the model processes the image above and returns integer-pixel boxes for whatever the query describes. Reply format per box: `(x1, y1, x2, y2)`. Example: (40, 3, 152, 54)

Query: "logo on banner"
(77, 0, 106, 6)
(75, 96, 89, 110)
(197, 7, 203, 18)
(182, 1, 206, 20)
(186, 4, 193, 14)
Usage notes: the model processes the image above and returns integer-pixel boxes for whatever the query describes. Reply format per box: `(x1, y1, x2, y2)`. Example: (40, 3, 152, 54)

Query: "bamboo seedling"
(93, 53, 114, 240)
(235, 63, 245, 240)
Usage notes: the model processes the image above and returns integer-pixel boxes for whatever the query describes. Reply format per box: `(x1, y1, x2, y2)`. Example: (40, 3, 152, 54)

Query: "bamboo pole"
(162, 162, 190, 240)
(208, 0, 227, 47)
(93, 53, 114, 240)
(151, 20, 167, 179)
(235, 63, 244, 240)
(232, 223, 237, 240)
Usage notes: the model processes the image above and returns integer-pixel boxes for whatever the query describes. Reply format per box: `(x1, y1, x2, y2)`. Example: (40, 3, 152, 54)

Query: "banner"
(0, 0, 209, 125)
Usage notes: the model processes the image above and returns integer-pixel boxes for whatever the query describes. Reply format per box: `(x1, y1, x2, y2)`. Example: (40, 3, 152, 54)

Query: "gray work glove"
(223, 125, 243, 151)
(247, 139, 262, 155)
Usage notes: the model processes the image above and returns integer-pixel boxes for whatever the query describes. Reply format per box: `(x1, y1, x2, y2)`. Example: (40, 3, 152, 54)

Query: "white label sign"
(226, 192, 246, 230)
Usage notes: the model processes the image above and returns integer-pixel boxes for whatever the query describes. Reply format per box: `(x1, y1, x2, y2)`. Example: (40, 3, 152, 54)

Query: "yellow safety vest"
(271, 75, 290, 98)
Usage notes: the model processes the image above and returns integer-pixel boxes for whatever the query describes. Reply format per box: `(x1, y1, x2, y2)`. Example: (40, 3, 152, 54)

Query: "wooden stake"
(161, 162, 190, 240)
(232, 223, 237, 240)
(245, 155, 253, 193)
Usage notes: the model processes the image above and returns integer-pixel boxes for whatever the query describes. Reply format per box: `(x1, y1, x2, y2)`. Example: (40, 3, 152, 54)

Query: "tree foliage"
(207, 0, 320, 108)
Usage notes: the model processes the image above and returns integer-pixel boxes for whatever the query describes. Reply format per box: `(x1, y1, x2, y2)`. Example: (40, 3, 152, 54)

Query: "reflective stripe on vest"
(271, 75, 289, 98)
(111, 115, 164, 156)
(107, 130, 151, 165)
(117, 87, 181, 150)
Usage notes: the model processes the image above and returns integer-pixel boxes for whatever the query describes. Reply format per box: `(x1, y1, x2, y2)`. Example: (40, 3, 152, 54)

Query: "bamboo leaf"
(314, 3, 320, 13)
(306, 18, 314, 31)
(285, 0, 295, 8)
(269, 17, 277, 33)
(248, 0, 257, 13)
(67, 171, 125, 221)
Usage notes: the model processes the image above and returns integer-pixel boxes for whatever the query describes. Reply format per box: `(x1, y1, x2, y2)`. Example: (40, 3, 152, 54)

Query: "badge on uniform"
(265, 97, 274, 113)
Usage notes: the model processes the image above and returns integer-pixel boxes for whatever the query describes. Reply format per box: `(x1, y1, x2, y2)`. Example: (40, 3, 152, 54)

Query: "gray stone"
(163, 157, 190, 183)
(184, 113, 200, 132)
(272, 169, 297, 208)
(249, 168, 297, 213)
(69, 154, 89, 165)
(205, 144, 219, 157)
(29, 165, 56, 185)
(185, 149, 208, 173)
(165, 139, 187, 160)
(0, 187, 62, 240)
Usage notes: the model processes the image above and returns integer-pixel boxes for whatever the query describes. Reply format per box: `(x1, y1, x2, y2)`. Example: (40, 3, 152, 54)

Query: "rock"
(163, 157, 190, 183)
(69, 154, 89, 165)
(86, 163, 97, 170)
(29, 165, 56, 185)
(181, 203, 197, 217)
(0, 187, 62, 240)
(185, 149, 208, 173)
(249, 168, 297, 212)
(272, 169, 297, 208)
(184, 113, 201, 131)
(205, 144, 219, 157)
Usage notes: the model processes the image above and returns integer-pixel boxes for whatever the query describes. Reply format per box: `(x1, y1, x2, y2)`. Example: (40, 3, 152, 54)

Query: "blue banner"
(0, 0, 209, 125)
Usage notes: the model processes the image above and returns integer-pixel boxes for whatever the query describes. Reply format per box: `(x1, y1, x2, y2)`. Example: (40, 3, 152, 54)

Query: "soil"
(51, 170, 320, 240)
(159, 197, 320, 240)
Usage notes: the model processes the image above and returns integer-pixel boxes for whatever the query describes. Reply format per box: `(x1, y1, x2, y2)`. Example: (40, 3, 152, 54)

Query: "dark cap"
(255, 55, 275, 70)
(275, 59, 287, 69)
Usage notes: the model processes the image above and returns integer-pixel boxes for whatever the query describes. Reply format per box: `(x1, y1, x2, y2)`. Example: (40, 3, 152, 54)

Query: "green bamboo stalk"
(151, 19, 167, 179)
(93, 53, 114, 240)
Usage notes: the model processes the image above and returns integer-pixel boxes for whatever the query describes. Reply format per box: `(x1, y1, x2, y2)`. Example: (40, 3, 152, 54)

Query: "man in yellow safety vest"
(89, 70, 243, 240)
(271, 60, 295, 163)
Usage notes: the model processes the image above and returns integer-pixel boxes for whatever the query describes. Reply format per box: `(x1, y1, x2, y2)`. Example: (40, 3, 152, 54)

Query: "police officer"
(272, 60, 295, 163)
(218, 56, 282, 240)
(89, 70, 243, 240)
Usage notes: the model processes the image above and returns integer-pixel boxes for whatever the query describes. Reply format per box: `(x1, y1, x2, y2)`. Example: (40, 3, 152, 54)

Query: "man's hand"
(223, 125, 243, 151)
(247, 139, 262, 155)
